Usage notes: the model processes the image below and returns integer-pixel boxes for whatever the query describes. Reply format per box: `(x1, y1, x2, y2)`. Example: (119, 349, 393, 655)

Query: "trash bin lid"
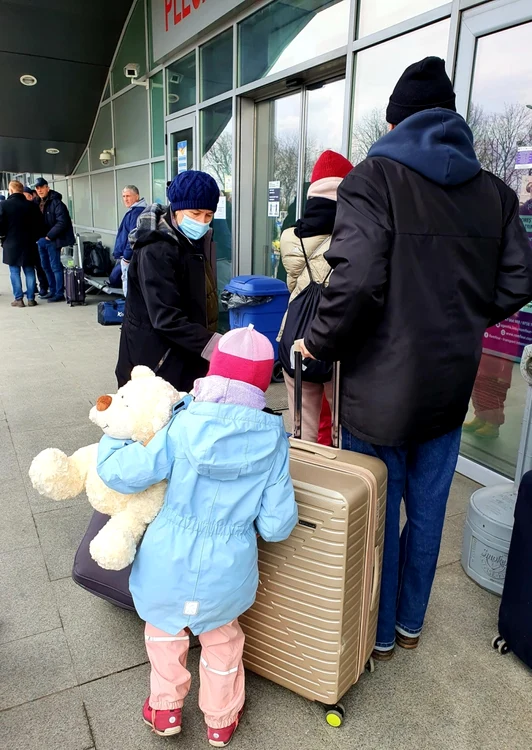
(469, 486, 516, 542)
(225, 275, 288, 296)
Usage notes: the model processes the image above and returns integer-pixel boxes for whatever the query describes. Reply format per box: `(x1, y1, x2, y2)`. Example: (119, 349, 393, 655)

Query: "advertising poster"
(268, 180, 281, 217)
(177, 140, 187, 174)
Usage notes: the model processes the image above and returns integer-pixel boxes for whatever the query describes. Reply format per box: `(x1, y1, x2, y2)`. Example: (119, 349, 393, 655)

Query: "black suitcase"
(492, 471, 532, 667)
(65, 266, 86, 306)
(72, 510, 135, 611)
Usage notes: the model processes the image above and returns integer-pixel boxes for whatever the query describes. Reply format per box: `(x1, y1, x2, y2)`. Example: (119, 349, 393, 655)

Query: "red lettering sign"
(165, 0, 207, 32)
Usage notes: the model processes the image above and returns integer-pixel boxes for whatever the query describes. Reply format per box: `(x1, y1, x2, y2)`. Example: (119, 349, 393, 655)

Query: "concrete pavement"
(0, 267, 530, 750)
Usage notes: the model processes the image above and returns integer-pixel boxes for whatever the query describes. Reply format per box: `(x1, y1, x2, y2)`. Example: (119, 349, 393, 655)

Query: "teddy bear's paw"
(29, 448, 82, 500)
(89, 526, 137, 571)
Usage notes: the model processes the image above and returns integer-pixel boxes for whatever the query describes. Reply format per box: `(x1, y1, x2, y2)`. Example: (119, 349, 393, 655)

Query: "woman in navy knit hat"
(115, 170, 222, 391)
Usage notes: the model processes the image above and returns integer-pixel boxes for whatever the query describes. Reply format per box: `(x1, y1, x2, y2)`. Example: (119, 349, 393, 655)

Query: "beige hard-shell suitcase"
(240, 355, 387, 724)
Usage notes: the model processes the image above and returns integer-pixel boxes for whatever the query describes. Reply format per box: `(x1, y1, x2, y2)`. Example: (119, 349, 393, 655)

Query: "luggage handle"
(293, 347, 340, 447)
(370, 544, 381, 611)
(288, 438, 337, 460)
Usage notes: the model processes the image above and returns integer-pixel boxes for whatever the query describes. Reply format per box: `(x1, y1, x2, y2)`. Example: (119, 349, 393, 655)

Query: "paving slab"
(0, 688, 93, 750)
(0, 480, 39, 554)
(0, 629, 77, 711)
(447, 472, 479, 517)
(0, 545, 61, 645)
(34, 503, 94, 580)
(53, 578, 147, 683)
(437, 512, 466, 568)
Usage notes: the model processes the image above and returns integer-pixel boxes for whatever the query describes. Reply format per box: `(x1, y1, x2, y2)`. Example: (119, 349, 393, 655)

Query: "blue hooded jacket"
(97, 397, 297, 635)
(113, 198, 147, 261)
(368, 108, 481, 185)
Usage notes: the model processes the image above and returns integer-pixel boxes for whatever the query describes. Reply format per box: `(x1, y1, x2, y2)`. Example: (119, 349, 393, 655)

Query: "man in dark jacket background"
(111, 185, 147, 295)
(0, 180, 44, 307)
(35, 177, 75, 302)
(300, 58, 532, 659)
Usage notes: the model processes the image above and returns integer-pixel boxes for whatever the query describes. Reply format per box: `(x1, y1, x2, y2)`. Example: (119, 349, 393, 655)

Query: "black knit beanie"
(386, 57, 456, 125)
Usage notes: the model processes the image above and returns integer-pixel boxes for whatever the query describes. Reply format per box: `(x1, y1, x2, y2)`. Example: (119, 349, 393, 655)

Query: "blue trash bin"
(223, 275, 289, 383)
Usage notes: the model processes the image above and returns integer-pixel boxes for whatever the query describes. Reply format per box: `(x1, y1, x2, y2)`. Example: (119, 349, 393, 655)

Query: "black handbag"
(278, 235, 333, 384)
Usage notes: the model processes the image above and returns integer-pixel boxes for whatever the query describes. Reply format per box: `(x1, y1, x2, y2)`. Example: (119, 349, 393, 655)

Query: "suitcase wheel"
(365, 656, 376, 674)
(491, 635, 510, 655)
(325, 703, 345, 727)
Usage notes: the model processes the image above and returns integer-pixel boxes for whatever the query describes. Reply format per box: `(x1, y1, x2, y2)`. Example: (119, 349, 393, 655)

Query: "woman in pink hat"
(278, 150, 353, 443)
(97, 325, 297, 746)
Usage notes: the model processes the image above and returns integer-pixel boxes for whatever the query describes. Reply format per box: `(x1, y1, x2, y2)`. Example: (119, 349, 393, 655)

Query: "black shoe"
(40, 291, 53, 299)
(48, 294, 65, 303)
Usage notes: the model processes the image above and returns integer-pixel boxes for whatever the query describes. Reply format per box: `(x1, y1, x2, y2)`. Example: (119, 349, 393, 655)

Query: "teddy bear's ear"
(131, 366, 156, 380)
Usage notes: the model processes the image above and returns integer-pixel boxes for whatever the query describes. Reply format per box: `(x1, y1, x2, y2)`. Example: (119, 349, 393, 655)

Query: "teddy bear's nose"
(96, 395, 113, 412)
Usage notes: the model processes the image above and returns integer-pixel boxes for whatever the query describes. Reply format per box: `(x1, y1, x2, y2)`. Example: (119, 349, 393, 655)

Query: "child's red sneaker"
(142, 698, 182, 736)
(207, 707, 244, 747)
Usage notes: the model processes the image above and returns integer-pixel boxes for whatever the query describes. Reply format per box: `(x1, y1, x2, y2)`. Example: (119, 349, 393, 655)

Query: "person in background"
(0, 181, 43, 307)
(299, 57, 532, 660)
(0, 194, 5, 201)
(279, 149, 353, 443)
(116, 170, 221, 392)
(99, 326, 297, 746)
(23, 185, 49, 298)
(34, 177, 75, 302)
(111, 185, 147, 295)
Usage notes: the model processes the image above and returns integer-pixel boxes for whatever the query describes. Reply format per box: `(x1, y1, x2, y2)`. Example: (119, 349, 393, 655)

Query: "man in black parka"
(35, 177, 75, 302)
(0, 180, 44, 307)
(300, 58, 532, 659)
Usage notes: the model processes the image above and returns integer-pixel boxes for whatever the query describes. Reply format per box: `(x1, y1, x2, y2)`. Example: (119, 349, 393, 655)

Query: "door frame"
(166, 113, 197, 180)
(454, 0, 532, 117)
(452, 0, 532, 487)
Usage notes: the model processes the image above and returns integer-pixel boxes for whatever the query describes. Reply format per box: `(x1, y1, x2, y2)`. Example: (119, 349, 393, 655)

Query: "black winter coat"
(306, 110, 532, 446)
(116, 208, 217, 392)
(0, 193, 43, 267)
(38, 190, 75, 248)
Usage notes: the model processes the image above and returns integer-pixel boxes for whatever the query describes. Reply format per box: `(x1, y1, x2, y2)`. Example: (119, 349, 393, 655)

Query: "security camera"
(99, 148, 115, 166)
(169, 73, 184, 85)
(124, 63, 140, 79)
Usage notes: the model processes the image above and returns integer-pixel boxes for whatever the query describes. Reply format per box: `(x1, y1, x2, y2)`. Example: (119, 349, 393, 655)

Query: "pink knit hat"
(208, 325, 274, 392)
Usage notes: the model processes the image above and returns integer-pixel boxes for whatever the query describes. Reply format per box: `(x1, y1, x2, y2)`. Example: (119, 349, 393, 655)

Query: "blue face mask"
(178, 214, 211, 241)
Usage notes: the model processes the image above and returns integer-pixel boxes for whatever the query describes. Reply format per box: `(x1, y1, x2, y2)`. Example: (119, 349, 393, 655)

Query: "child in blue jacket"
(97, 325, 297, 746)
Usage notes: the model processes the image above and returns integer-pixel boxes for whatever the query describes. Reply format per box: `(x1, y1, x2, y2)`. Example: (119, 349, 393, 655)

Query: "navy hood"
(368, 109, 481, 186)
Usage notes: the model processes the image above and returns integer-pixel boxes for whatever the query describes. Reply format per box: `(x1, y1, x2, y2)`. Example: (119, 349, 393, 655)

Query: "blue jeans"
(38, 238, 64, 297)
(343, 427, 461, 650)
(10, 265, 36, 301)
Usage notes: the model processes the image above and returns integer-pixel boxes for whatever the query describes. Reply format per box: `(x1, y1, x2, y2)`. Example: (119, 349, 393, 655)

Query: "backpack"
(278, 235, 333, 384)
(83, 241, 112, 277)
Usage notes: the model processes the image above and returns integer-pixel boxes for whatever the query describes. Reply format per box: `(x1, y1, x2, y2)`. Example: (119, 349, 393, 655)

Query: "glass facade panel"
(167, 52, 196, 115)
(201, 100, 233, 331)
(460, 21, 532, 479)
(111, 0, 147, 94)
(91, 171, 117, 230)
(73, 151, 89, 175)
(253, 93, 301, 277)
(116, 165, 150, 221)
(351, 20, 450, 164)
(53, 180, 68, 204)
(151, 71, 165, 157)
(200, 29, 233, 102)
(72, 176, 92, 227)
(239, 0, 349, 86)
(114, 87, 150, 165)
(89, 104, 113, 172)
(152, 160, 166, 205)
(103, 79, 111, 101)
(358, 0, 445, 38)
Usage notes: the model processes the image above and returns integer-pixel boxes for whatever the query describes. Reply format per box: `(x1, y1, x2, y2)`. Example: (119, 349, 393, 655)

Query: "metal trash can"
(222, 275, 289, 383)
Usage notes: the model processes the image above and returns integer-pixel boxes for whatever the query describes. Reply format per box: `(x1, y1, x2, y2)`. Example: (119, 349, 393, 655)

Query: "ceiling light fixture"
(20, 74, 37, 86)
(46, 148, 60, 155)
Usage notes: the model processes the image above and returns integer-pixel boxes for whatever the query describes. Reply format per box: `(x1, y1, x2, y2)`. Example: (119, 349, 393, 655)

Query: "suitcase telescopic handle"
(293, 347, 341, 448)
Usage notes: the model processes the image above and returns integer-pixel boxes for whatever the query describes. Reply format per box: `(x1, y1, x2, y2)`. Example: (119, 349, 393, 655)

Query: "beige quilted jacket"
(277, 227, 332, 340)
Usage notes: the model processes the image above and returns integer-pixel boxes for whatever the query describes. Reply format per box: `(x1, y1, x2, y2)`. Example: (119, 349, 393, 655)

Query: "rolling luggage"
(65, 266, 86, 306)
(240, 352, 387, 725)
(98, 298, 125, 325)
(492, 470, 532, 667)
(72, 510, 135, 611)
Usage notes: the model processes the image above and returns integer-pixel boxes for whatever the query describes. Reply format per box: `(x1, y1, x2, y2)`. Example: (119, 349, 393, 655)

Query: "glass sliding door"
(454, 1, 532, 480)
(252, 77, 346, 277)
(167, 114, 196, 180)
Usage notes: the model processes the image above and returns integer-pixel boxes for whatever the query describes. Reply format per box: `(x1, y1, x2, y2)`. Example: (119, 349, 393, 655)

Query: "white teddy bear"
(29, 366, 185, 571)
